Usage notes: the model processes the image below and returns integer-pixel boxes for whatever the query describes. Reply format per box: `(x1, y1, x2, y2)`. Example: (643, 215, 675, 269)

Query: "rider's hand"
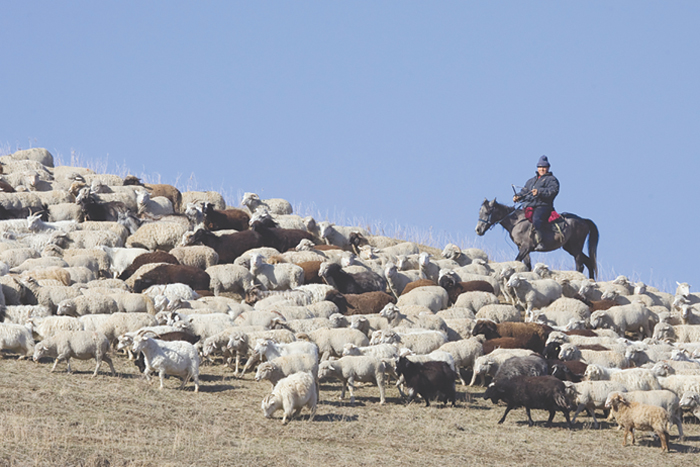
(513, 195, 520, 202)
(531, 189, 538, 197)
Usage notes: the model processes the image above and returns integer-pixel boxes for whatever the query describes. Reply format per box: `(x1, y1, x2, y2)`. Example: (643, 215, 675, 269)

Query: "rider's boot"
(533, 230, 544, 251)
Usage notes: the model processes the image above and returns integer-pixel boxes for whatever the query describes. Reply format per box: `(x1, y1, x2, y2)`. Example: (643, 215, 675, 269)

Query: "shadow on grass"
(312, 413, 359, 423)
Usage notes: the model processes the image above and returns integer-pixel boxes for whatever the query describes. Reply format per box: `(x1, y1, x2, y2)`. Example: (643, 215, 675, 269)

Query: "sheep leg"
(103, 355, 116, 376)
(571, 403, 587, 424)
(673, 414, 684, 441)
(240, 353, 260, 376)
(92, 358, 102, 377)
(158, 369, 166, 389)
(498, 405, 514, 424)
(347, 377, 356, 404)
(377, 373, 386, 405)
(525, 408, 535, 426)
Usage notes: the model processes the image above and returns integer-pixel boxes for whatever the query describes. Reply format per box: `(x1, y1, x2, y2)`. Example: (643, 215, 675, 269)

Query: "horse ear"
(489, 198, 496, 207)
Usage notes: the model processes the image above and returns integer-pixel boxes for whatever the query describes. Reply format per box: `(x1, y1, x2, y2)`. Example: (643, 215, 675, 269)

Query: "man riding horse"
(513, 156, 559, 250)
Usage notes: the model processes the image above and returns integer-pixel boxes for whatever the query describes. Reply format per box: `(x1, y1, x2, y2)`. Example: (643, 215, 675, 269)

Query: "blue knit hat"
(537, 155, 550, 168)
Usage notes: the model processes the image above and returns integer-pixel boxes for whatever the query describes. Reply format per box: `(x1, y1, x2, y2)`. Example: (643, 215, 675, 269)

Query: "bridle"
(478, 203, 519, 232)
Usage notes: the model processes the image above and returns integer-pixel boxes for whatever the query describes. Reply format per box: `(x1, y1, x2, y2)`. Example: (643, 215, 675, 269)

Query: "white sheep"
(318, 355, 386, 404)
(252, 338, 319, 364)
(454, 291, 500, 315)
(255, 353, 319, 388)
(396, 286, 449, 313)
(316, 221, 368, 250)
(371, 329, 447, 355)
(469, 348, 536, 386)
(98, 245, 149, 277)
(234, 309, 286, 329)
(3, 304, 51, 325)
(261, 371, 317, 424)
(56, 295, 119, 317)
(136, 190, 174, 217)
(590, 302, 658, 338)
(169, 245, 219, 270)
(306, 328, 369, 360)
(97, 312, 158, 347)
(249, 253, 304, 291)
(441, 244, 488, 265)
(559, 344, 631, 369)
(679, 391, 700, 421)
(584, 364, 662, 391)
(25, 315, 84, 340)
(564, 380, 628, 428)
(32, 330, 115, 377)
(530, 297, 591, 327)
(437, 338, 484, 386)
(506, 274, 562, 317)
(131, 330, 200, 392)
(385, 262, 422, 298)
(474, 304, 522, 323)
(125, 221, 189, 251)
(241, 192, 292, 216)
(652, 322, 700, 343)
(205, 263, 257, 296)
(657, 375, 700, 397)
(0, 322, 35, 358)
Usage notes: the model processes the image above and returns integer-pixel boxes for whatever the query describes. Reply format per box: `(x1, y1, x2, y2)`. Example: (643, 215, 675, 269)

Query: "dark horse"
(475, 198, 599, 279)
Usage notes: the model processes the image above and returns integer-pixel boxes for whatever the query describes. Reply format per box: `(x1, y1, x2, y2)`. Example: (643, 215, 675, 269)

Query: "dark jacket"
(517, 172, 559, 209)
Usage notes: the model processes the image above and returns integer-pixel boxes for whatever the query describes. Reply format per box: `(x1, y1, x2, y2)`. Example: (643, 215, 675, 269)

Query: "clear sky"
(2, 1, 699, 292)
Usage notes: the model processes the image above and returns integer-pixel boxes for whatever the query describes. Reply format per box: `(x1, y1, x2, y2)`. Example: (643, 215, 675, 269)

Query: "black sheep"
(203, 203, 250, 231)
(249, 215, 315, 253)
(549, 363, 584, 383)
(75, 188, 133, 222)
(319, 262, 386, 295)
(396, 356, 457, 407)
(492, 355, 549, 383)
(186, 228, 263, 264)
(483, 375, 572, 428)
(327, 290, 396, 315)
(131, 264, 211, 293)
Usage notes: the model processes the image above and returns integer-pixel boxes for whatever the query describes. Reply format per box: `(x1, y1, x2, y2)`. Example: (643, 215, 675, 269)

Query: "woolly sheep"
(33, 330, 115, 377)
(318, 355, 386, 404)
(241, 192, 292, 216)
(679, 391, 700, 421)
(56, 295, 119, 317)
(605, 392, 671, 452)
(385, 262, 422, 298)
(125, 221, 189, 251)
(530, 297, 591, 327)
(261, 371, 317, 424)
(249, 253, 304, 291)
(606, 390, 684, 440)
(317, 221, 368, 250)
(652, 322, 700, 343)
(454, 291, 500, 315)
(584, 365, 661, 391)
(206, 263, 257, 296)
(657, 375, 700, 397)
(396, 286, 449, 313)
(506, 274, 562, 317)
(306, 328, 369, 360)
(475, 304, 522, 323)
(0, 322, 35, 358)
(131, 330, 200, 392)
(169, 245, 219, 270)
(371, 329, 447, 355)
(563, 380, 629, 428)
(4, 304, 51, 325)
(469, 348, 537, 386)
(136, 190, 174, 217)
(559, 344, 631, 369)
(255, 353, 319, 388)
(436, 338, 484, 385)
(590, 303, 658, 338)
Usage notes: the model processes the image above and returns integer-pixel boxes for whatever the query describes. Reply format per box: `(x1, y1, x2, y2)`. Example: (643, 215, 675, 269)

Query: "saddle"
(524, 207, 566, 239)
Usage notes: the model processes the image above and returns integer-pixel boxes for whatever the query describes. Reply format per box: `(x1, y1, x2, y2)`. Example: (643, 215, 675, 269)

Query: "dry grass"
(0, 353, 699, 467)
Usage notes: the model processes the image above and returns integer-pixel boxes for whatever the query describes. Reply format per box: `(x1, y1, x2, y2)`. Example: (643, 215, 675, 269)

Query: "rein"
(479, 204, 520, 232)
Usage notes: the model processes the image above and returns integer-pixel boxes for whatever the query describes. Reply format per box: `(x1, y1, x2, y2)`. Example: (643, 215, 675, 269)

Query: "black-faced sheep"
(483, 375, 572, 428)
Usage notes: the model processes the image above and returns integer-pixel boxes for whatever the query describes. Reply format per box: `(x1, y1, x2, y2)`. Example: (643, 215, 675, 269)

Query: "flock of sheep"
(1, 147, 700, 453)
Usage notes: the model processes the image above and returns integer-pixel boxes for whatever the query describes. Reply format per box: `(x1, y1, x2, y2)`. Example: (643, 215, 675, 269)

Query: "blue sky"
(2, 1, 699, 292)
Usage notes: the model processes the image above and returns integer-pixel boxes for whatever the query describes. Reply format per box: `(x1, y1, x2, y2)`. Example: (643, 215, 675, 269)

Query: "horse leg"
(516, 249, 532, 271)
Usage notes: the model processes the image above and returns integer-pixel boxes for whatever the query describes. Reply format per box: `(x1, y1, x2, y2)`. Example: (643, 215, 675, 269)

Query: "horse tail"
(584, 218, 599, 279)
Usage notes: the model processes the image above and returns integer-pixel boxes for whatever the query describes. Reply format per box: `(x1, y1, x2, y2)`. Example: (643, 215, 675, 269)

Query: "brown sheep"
(401, 279, 437, 296)
(297, 260, 324, 285)
(118, 251, 180, 280)
(472, 320, 552, 354)
(327, 290, 396, 315)
(203, 203, 250, 231)
(605, 392, 671, 452)
(131, 264, 210, 293)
